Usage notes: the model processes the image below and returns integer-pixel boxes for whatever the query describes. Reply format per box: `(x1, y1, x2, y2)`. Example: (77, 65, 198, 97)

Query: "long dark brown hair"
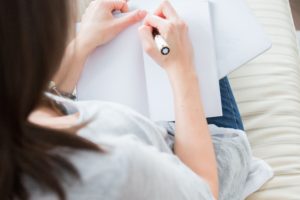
(0, 1, 101, 200)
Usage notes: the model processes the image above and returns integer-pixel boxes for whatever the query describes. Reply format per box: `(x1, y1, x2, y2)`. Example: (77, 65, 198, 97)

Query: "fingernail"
(138, 10, 147, 18)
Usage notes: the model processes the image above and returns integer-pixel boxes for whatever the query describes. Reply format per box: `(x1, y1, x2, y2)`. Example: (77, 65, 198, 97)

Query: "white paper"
(209, 0, 272, 78)
(133, 0, 222, 121)
(77, 0, 223, 121)
(77, 22, 150, 117)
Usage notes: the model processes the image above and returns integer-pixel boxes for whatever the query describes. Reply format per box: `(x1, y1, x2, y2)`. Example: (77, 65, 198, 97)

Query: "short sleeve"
(117, 136, 215, 200)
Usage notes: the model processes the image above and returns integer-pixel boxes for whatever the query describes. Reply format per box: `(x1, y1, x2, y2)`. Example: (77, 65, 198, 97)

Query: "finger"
(138, 25, 160, 57)
(119, 0, 129, 13)
(120, 2, 129, 13)
(143, 14, 167, 31)
(154, 0, 179, 20)
(102, 0, 128, 12)
(113, 9, 147, 32)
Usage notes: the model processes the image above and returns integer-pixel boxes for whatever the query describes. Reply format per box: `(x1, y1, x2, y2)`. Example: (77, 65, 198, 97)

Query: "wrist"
(165, 64, 197, 80)
(51, 38, 91, 94)
(166, 65, 199, 91)
(74, 35, 95, 58)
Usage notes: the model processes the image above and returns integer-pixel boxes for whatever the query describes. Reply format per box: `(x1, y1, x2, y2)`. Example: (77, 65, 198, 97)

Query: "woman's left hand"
(77, 0, 147, 55)
(52, 0, 146, 94)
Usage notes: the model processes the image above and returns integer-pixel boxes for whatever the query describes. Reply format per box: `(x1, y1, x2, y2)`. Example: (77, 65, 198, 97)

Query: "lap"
(206, 77, 244, 131)
(160, 77, 244, 133)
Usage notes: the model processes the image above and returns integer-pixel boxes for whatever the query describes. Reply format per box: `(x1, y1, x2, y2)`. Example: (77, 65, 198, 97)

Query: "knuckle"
(177, 20, 188, 30)
(145, 44, 154, 54)
(132, 11, 140, 21)
(166, 22, 175, 32)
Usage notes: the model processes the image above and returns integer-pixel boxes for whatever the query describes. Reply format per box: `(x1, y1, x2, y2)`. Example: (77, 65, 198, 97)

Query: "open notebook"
(209, 0, 272, 78)
(77, 0, 222, 121)
(77, 0, 272, 121)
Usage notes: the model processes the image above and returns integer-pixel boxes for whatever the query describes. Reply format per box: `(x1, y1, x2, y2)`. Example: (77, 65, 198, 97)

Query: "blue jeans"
(159, 76, 244, 136)
(207, 77, 244, 130)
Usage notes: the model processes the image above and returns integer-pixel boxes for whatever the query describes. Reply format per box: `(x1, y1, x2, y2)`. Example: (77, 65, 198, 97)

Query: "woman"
(0, 0, 268, 200)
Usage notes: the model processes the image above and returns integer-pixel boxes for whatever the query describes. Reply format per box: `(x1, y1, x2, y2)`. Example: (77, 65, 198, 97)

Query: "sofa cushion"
(229, 0, 300, 199)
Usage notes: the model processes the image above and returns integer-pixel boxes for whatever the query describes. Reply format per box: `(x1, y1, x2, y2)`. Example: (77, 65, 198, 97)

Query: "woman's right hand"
(138, 1, 195, 74)
(139, 3, 219, 198)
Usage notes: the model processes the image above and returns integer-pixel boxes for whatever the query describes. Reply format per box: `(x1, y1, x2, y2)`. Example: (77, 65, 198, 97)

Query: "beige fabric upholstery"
(77, 0, 300, 199)
(229, 0, 300, 199)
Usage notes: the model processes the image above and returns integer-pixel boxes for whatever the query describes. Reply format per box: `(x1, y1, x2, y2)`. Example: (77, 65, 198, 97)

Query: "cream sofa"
(229, 0, 300, 199)
(77, 0, 300, 199)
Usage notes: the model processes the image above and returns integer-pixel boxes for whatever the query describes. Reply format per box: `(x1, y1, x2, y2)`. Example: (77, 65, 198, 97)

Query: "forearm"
(167, 67, 219, 199)
(52, 38, 91, 94)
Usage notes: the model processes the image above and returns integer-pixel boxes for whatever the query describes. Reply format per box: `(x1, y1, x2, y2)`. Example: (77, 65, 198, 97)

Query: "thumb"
(114, 10, 147, 32)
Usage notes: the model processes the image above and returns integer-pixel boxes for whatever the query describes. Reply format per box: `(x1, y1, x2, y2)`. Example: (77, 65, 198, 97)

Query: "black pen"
(152, 28, 170, 55)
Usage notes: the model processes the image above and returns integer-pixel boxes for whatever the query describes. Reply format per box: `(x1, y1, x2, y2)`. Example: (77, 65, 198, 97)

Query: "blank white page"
(77, 22, 150, 117)
(131, 0, 222, 121)
(209, 0, 272, 78)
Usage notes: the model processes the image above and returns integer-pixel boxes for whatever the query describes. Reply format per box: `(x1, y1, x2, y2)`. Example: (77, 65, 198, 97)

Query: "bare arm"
(139, 1, 219, 199)
(168, 67, 219, 199)
(52, 39, 89, 93)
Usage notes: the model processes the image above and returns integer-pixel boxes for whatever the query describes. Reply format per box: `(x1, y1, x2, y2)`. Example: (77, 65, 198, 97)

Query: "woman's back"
(25, 96, 256, 200)
(25, 96, 214, 200)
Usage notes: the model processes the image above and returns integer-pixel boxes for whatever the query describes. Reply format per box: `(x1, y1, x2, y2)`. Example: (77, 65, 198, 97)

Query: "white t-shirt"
(26, 95, 273, 200)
